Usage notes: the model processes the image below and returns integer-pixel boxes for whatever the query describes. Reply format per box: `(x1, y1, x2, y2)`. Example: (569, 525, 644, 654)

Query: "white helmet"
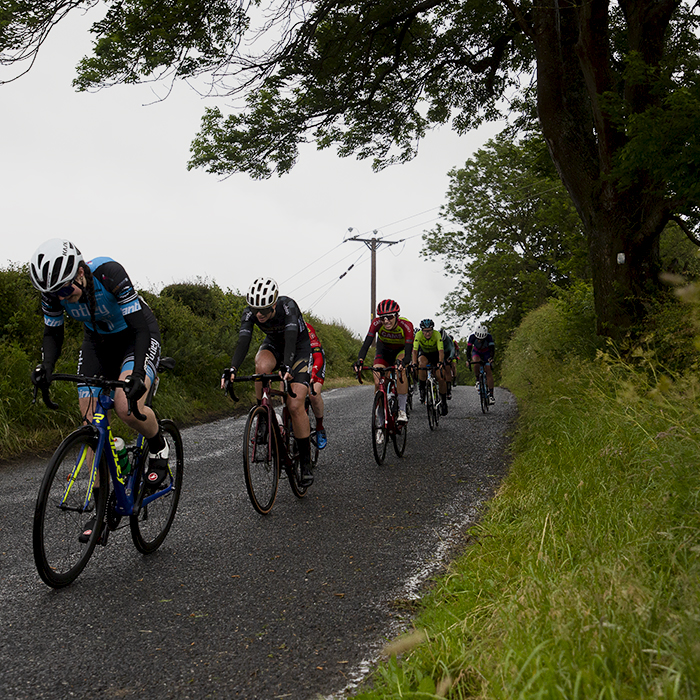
(474, 325, 488, 340)
(29, 239, 83, 293)
(247, 277, 279, 309)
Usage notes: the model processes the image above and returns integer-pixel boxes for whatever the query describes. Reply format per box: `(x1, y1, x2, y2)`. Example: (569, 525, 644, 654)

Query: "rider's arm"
(400, 318, 415, 363)
(357, 318, 381, 362)
(39, 294, 65, 373)
(98, 260, 152, 380)
(230, 308, 256, 371)
(282, 301, 305, 371)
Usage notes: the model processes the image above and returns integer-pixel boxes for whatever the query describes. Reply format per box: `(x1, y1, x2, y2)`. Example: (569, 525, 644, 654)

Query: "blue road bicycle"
(32, 358, 183, 588)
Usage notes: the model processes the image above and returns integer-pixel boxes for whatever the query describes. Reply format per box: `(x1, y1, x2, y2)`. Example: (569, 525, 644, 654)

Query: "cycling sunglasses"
(379, 314, 398, 322)
(54, 282, 77, 298)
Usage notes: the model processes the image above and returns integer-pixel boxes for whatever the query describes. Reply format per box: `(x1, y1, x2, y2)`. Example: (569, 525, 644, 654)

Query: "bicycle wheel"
(307, 402, 320, 468)
(391, 396, 408, 457)
(130, 419, 184, 554)
(405, 373, 414, 416)
(371, 390, 388, 465)
(480, 373, 489, 414)
(433, 382, 441, 426)
(285, 411, 309, 499)
(242, 405, 280, 514)
(33, 426, 108, 588)
(426, 379, 437, 431)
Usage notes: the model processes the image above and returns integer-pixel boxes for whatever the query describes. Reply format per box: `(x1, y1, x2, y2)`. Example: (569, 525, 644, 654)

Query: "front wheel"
(33, 426, 108, 588)
(371, 390, 388, 465)
(426, 380, 437, 431)
(130, 419, 184, 553)
(242, 405, 280, 514)
(480, 374, 489, 414)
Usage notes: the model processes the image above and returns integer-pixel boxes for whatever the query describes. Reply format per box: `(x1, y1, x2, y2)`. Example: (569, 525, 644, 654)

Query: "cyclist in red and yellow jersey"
(305, 322, 327, 449)
(353, 299, 414, 424)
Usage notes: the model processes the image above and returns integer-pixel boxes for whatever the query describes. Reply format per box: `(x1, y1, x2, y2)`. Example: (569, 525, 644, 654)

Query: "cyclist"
(29, 238, 169, 541)
(411, 319, 449, 416)
(222, 278, 315, 487)
(306, 321, 327, 450)
(467, 324, 496, 404)
(439, 327, 457, 400)
(353, 299, 414, 425)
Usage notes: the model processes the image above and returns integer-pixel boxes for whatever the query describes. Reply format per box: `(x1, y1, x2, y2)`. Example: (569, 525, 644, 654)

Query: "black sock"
(315, 416, 324, 431)
(147, 431, 166, 455)
(296, 436, 311, 465)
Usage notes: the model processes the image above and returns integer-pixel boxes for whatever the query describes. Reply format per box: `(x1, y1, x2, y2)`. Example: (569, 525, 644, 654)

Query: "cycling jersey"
(40, 257, 160, 381)
(413, 329, 444, 355)
(467, 333, 495, 361)
(358, 316, 414, 363)
(306, 322, 326, 384)
(439, 330, 456, 360)
(231, 295, 311, 372)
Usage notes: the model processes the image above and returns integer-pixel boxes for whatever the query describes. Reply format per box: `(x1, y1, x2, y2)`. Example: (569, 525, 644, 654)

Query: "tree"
(2, 0, 699, 337)
(422, 133, 589, 338)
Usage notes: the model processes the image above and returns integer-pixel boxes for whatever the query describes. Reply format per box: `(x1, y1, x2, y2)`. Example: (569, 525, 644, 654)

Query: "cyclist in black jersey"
(222, 278, 315, 487)
(29, 239, 170, 539)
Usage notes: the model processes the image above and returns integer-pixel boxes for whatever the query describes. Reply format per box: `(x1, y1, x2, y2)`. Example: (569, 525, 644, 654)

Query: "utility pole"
(346, 228, 402, 320)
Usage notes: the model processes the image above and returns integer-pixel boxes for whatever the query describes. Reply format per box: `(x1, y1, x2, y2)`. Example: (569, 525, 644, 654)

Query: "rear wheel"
(371, 391, 388, 465)
(242, 405, 280, 514)
(130, 419, 184, 553)
(33, 426, 108, 588)
(285, 410, 309, 499)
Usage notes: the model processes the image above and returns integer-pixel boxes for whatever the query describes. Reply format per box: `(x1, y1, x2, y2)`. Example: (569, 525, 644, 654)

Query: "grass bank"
(350, 289, 700, 699)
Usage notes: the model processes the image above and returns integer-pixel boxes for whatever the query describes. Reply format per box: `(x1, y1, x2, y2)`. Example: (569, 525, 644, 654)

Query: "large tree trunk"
(532, 0, 675, 338)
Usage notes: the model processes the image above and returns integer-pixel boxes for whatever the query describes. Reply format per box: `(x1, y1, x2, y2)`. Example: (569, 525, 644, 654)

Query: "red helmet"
(377, 299, 400, 316)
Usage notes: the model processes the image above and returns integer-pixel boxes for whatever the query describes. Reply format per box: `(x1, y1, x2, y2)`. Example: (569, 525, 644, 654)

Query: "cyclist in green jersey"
(411, 318, 449, 416)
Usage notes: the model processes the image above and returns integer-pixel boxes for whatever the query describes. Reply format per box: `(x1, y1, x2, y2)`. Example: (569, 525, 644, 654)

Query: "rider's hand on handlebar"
(221, 367, 235, 389)
(353, 359, 364, 373)
(279, 365, 292, 382)
(123, 374, 147, 402)
(31, 362, 52, 388)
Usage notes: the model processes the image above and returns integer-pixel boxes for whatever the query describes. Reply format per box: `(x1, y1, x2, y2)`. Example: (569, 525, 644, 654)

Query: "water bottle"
(113, 437, 131, 476)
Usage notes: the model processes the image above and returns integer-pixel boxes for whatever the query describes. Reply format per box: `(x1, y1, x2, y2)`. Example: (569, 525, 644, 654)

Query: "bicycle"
(32, 358, 184, 589)
(470, 360, 491, 414)
(356, 365, 407, 465)
(421, 364, 442, 430)
(226, 374, 312, 515)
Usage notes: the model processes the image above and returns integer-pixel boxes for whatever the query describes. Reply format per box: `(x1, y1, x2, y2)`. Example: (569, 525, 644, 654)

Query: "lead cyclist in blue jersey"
(29, 239, 169, 540)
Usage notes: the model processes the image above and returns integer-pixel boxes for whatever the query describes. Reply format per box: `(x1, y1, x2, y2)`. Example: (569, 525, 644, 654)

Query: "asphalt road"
(0, 381, 516, 700)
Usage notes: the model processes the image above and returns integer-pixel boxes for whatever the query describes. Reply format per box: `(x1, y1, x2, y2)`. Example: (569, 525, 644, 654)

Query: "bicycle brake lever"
(128, 399, 148, 422)
(37, 384, 59, 410)
(224, 380, 239, 402)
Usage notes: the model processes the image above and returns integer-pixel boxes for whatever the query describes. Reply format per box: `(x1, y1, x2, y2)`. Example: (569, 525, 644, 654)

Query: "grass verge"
(349, 351, 700, 698)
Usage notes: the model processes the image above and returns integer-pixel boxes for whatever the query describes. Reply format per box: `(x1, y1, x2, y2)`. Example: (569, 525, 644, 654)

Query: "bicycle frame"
(50, 378, 170, 521)
(357, 365, 399, 433)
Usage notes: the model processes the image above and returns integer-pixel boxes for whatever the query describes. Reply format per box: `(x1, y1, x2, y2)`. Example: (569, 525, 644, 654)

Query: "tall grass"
(350, 284, 700, 699)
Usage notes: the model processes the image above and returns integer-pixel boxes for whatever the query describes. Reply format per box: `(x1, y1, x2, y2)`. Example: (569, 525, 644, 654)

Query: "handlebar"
(32, 373, 147, 421)
(224, 373, 297, 402)
(355, 365, 400, 385)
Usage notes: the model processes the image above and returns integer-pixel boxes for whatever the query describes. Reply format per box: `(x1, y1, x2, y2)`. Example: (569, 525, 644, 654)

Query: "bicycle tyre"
(426, 379, 437, 431)
(130, 419, 184, 553)
(285, 411, 309, 499)
(391, 405, 408, 458)
(242, 405, 280, 514)
(480, 373, 489, 414)
(33, 426, 108, 588)
(405, 373, 414, 416)
(371, 390, 388, 465)
(308, 401, 320, 468)
(433, 381, 441, 426)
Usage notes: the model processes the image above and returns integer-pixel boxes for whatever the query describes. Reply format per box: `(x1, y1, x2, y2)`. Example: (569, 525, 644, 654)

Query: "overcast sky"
(1, 9, 501, 339)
